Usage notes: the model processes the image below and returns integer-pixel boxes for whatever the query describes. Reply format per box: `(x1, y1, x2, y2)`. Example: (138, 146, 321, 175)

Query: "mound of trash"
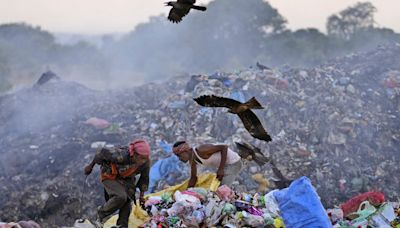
(0, 44, 399, 226)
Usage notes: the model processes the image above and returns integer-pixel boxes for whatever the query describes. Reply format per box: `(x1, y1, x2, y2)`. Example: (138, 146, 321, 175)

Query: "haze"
(0, 0, 399, 34)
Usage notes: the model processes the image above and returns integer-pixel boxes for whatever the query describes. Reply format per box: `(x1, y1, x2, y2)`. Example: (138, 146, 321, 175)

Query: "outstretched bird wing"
(235, 142, 253, 160)
(235, 142, 269, 166)
(178, 0, 196, 3)
(270, 160, 291, 189)
(237, 110, 272, 142)
(194, 95, 242, 109)
(168, 6, 191, 23)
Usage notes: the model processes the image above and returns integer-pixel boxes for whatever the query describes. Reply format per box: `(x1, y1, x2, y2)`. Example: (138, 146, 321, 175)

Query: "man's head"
(173, 141, 192, 163)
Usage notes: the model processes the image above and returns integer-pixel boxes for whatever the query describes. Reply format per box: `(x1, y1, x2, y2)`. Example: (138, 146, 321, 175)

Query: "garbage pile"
(142, 186, 286, 227)
(327, 191, 400, 227)
(0, 44, 399, 226)
(140, 177, 400, 228)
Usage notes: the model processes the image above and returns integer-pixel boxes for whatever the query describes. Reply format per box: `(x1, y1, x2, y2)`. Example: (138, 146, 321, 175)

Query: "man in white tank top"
(172, 141, 243, 187)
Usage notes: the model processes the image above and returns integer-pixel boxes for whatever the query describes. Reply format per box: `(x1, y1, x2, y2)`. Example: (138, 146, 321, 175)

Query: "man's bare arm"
(188, 157, 198, 187)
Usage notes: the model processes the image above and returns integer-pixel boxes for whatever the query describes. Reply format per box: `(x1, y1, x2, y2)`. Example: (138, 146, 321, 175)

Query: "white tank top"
(193, 147, 241, 168)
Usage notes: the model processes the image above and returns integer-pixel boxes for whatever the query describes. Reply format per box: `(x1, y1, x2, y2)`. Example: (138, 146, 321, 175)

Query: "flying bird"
(256, 62, 271, 71)
(235, 142, 291, 189)
(165, 0, 207, 23)
(235, 142, 269, 166)
(194, 95, 272, 142)
(270, 159, 292, 189)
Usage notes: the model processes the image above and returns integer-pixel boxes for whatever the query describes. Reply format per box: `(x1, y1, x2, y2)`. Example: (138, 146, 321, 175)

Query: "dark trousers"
(98, 179, 135, 227)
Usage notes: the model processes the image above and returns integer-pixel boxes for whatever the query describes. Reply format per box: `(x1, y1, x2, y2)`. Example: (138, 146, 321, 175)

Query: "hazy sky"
(0, 0, 399, 34)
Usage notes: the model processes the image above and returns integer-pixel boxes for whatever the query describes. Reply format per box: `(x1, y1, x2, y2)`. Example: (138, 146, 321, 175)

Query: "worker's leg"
(220, 160, 243, 186)
(116, 177, 135, 227)
(116, 199, 131, 227)
(98, 179, 127, 222)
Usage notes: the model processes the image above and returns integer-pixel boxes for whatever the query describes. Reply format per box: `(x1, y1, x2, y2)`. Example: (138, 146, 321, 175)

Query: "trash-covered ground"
(0, 44, 399, 226)
(139, 178, 400, 227)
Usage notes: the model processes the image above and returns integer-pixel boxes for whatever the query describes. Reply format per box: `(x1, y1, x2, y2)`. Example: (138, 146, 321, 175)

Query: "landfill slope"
(0, 44, 399, 226)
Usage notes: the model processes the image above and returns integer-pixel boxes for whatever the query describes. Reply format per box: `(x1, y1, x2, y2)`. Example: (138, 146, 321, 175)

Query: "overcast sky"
(0, 0, 399, 34)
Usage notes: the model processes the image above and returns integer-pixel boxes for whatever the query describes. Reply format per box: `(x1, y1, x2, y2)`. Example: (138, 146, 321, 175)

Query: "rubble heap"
(0, 44, 399, 226)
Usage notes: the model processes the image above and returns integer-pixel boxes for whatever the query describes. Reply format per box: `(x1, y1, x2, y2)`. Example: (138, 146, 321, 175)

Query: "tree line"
(0, 1, 399, 92)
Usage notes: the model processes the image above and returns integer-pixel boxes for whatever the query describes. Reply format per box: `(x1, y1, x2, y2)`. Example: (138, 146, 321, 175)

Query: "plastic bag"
(263, 190, 280, 217)
(273, 176, 332, 228)
(216, 185, 235, 201)
(340, 191, 385, 217)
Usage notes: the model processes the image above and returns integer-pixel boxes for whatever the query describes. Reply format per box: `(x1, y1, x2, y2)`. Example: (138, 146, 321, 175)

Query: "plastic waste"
(273, 176, 332, 228)
(347, 201, 376, 222)
(173, 190, 200, 204)
(340, 191, 385, 217)
(240, 211, 265, 227)
(216, 185, 235, 201)
(370, 203, 397, 227)
(274, 217, 285, 228)
(222, 203, 236, 215)
(234, 200, 251, 211)
(189, 188, 208, 202)
(248, 206, 263, 216)
(327, 208, 344, 224)
(84, 117, 110, 129)
(161, 192, 173, 203)
(167, 216, 180, 226)
(181, 190, 204, 202)
(191, 210, 205, 224)
(263, 190, 280, 216)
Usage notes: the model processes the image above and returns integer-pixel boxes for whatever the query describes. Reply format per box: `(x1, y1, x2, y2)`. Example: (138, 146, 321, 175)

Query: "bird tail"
(192, 5, 207, 11)
(244, 97, 264, 109)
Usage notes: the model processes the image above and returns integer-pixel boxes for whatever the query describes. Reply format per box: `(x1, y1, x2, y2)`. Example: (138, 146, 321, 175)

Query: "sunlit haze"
(0, 0, 398, 34)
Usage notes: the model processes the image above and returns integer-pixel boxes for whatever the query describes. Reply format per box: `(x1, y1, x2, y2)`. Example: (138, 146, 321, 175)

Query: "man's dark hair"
(173, 141, 186, 148)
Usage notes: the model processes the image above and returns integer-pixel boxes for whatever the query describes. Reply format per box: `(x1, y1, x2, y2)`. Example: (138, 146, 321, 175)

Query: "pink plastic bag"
(216, 185, 235, 201)
(84, 117, 110, 129)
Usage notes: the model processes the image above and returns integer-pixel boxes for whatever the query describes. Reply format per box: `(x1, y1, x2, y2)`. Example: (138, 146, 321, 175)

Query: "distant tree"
(109, 0, 287, 79)
(327, 2, 376, 40)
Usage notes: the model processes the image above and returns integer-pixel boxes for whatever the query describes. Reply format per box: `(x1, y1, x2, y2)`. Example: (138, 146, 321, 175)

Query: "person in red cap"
(84, 139, 150, 228)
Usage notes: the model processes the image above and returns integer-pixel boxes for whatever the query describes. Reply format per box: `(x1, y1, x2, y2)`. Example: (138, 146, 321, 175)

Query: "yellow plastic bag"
(146, 172, 220, 198)
(104, 173, 220, 228)
(104, 200, 149, 228)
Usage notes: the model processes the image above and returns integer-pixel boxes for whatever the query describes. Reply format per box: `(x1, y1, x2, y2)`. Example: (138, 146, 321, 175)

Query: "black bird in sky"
(235, 142, 269, 166)
(194, 95, 272, 142)
(165, 0, 207, 23)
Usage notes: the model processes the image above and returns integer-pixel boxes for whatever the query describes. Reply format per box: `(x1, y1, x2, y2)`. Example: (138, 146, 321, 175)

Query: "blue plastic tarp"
(273, 176, 332, 228)
(148, 140, 182, 193)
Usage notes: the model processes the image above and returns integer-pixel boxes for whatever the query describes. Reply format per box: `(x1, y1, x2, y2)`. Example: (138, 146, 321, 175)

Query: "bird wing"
(168, 6, 191, 23)
(237, 110, 272, 142)
(253, 154, 269, 166)
(194, 95, 242, 109)
(235, 142, 269, 166)
(235, 142, 253, 159)
(177, 0, 196, 3)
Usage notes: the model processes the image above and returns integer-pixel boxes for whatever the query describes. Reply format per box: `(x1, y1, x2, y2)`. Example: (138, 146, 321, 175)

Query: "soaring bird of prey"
(194, 95, 272, 142)
(235, 142, 291, 189)
(270, 159, 292, 189)
(165, 0, 207, 23)
(235, 142, 269, 166)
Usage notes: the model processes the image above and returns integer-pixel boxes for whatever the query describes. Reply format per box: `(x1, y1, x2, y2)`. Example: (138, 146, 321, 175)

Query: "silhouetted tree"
(327, 2, 376, 40)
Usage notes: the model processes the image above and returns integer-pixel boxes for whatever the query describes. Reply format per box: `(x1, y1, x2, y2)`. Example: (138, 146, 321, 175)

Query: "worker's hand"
(216, 169, 224, 182)
(84, 165, 93, 175)
(188, 177, 197, 188)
